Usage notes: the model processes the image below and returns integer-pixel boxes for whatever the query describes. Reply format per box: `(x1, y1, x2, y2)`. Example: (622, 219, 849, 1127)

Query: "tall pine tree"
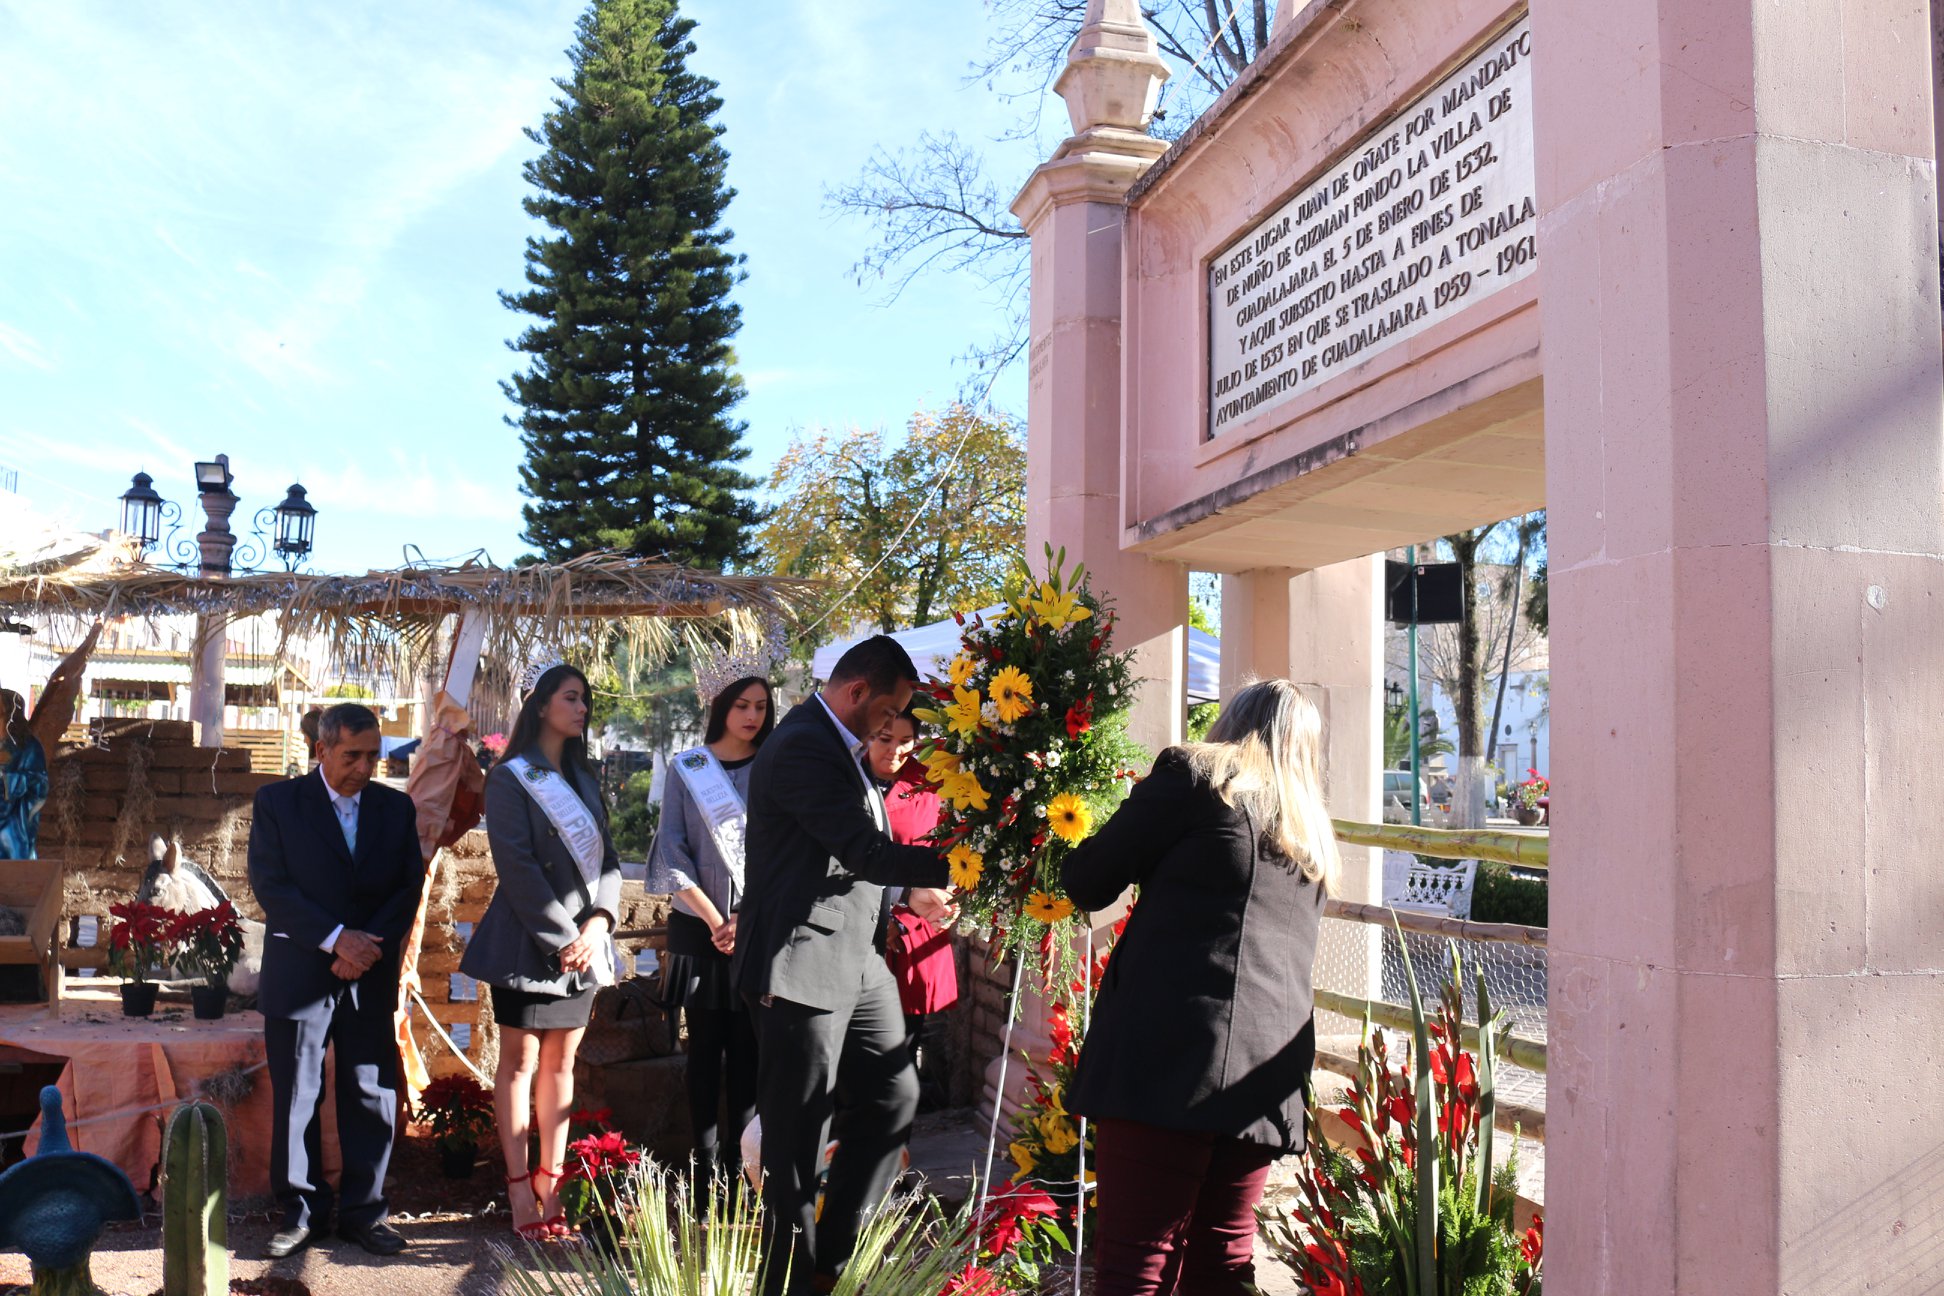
(503, 0, 762, 568)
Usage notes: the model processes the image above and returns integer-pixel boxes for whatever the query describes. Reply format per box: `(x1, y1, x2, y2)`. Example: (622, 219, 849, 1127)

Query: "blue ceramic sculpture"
(0, 1087, 141, 1294)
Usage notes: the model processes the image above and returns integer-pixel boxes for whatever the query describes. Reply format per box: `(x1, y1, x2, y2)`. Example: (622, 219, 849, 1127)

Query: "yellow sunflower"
(940, 770, 991, 812)
(1023, 890, 1074, 924)
(947, 844, 984, 890)
(919, 747, 962, 784)
(989, 665, 1034, 723)
(947, 654, 977, 687)
(943, 686, 984, 738)
(1046, 792, 1094, 845)
(1029, 582, 1092, 630)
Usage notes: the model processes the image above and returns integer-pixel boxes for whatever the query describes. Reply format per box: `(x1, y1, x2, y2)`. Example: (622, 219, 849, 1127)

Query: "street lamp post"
(118, 455, 318, 749)
(188, 457, 238, 747)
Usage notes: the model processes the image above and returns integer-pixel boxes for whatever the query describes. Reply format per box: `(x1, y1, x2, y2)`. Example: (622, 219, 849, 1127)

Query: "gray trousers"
(748, 961, 918, 1296)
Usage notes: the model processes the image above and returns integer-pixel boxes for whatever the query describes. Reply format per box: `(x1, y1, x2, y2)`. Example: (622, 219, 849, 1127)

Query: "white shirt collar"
(815, 693, 866, 759)
(320, 772, 362, 810)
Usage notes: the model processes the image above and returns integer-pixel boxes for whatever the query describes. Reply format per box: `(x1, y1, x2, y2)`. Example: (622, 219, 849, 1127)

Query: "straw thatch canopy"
(0, 550, 817, 670)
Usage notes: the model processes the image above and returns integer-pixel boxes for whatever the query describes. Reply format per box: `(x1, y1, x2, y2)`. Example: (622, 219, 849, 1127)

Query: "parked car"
(1382, 768, 1428, 823)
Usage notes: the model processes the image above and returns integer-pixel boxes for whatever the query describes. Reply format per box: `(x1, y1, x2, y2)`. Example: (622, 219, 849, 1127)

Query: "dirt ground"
(0, 1113, 1303, 1296)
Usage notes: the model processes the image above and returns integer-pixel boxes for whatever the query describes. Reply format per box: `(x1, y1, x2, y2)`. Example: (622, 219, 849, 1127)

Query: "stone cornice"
(1010, 131, 1171, 234)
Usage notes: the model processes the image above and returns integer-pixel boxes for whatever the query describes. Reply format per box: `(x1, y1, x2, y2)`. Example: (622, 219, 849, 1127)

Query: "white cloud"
(0, 324, 54, 371)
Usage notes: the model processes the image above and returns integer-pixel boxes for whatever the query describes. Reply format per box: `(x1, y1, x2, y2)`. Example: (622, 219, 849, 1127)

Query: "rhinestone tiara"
(520, 656, 568, 693)
(693, 621, 789, 706)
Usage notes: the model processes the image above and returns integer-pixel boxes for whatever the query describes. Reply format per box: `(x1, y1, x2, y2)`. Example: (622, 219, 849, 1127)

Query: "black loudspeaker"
(1384, 560, 1464, 625)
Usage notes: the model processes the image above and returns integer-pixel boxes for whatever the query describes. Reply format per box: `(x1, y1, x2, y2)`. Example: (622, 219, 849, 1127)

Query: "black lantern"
(272, 484, 315, 562)
(119, 473, 164, 549)
(1385, 679, 1404, 711)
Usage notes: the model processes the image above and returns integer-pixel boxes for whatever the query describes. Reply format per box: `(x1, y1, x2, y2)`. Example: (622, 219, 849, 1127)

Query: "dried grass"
(1, 550, 819, 678)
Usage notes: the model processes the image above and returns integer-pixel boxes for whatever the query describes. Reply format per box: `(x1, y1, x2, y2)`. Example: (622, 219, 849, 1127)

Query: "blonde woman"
(1060, 679, 1341, 1296)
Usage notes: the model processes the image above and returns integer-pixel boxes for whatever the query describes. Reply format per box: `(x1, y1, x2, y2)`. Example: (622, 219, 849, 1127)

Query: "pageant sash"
(505, 756, 605, 888)
(505, 755, 614, 984)
(670, 746, 748, 894)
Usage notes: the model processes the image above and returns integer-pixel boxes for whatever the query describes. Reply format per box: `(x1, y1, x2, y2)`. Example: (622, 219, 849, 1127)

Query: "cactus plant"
(161, 1102, 227, 1296)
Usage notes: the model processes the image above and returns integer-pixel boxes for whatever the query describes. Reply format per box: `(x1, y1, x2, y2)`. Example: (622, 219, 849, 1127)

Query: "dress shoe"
(339, 1220, 409, 1256)
(264, 1226, 313, 1259)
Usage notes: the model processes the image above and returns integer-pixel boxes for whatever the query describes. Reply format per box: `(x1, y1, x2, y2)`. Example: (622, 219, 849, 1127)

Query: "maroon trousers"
(1090, 1118, 1280, 1296)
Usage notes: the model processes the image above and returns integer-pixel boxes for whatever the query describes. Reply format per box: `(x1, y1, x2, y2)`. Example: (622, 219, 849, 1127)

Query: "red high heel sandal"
(532, 1166, 574, 1240)
(506, 1169, 552, 1242)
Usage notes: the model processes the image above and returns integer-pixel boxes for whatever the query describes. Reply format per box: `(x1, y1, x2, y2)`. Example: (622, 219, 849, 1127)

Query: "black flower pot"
(439, 1140, 478, 1178)
(190, 982, 228, 1020)
(120, 982, 158, 1018)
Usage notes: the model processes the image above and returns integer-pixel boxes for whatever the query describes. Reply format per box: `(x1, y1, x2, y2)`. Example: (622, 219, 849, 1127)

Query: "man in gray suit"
(734, 636, 954, 1295)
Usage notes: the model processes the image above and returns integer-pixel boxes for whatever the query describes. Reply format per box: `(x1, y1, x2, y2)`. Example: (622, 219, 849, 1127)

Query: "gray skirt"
(490, 980, 598, 1031)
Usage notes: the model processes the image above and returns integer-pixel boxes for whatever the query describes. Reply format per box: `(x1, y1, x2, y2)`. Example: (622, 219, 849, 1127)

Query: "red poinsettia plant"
(167, 902, 246, 986)
(416, 1074, 493, 1154)
(560, 1107, 642, 1233)
(1262, 930, 1543, 1296)
(106, 901, 178, 985)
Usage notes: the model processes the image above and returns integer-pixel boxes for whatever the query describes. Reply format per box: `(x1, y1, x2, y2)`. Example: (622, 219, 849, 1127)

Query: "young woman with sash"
(646, 673, 773, 1197)
(461, 663, 621, 1241)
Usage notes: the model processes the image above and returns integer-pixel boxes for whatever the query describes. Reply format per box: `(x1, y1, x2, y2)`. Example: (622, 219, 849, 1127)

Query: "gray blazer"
(460, 754, 622, 995)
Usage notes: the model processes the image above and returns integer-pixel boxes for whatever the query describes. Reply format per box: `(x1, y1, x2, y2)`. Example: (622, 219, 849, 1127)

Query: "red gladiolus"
(1338, 1106, 1364, 1136)
(1387, 1093, 1413, 1128)
(1064, 695, 1094, 740)
(1455, 1051, 1479, 1101)
(1520, 1214, 1544, 1265)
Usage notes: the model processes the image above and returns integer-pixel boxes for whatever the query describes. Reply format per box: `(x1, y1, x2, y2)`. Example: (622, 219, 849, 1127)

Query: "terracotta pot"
(439, 1140, 478, 1179)
(190, 982, 228, 1020)
(120, 982, 158, 1017)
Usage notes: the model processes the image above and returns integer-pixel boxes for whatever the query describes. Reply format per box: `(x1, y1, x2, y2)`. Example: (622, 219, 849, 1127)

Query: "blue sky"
(0, 1, 1049, 572)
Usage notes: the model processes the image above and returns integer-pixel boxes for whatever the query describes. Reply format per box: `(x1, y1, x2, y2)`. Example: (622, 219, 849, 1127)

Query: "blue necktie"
(336, 797, 357, 854)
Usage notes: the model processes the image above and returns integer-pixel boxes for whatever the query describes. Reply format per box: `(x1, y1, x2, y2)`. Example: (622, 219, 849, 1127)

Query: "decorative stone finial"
(1055, 0, 1170, 137)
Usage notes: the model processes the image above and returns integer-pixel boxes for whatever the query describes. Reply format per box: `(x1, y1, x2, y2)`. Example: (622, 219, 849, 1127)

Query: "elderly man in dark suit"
(248, 702, 426, 1259)
(734, 636, 955, 1296)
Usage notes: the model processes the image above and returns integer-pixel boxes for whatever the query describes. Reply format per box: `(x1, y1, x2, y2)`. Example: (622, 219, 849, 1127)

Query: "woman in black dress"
(461, 664, 621, 1240)
(1061, 678, 1341, 1296)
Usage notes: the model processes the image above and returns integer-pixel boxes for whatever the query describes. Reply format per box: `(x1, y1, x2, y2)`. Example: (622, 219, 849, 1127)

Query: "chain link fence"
(1312, 911, 1547, 1114)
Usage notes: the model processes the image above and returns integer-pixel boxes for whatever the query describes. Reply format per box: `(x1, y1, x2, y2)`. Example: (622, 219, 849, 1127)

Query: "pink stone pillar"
(1218, 569, 1294, 696)
(1014, 0, 1184, 761)
(1533, 0, 1944, 1290)
(987, 0, 1183, 1129)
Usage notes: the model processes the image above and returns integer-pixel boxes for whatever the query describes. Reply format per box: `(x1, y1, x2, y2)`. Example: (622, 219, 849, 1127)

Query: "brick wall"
(44, 717, 279, 966)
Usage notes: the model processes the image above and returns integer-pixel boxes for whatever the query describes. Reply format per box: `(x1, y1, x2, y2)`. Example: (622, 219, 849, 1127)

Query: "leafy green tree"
(758, 404, 1025, 632)
(503, 0, 762, 568)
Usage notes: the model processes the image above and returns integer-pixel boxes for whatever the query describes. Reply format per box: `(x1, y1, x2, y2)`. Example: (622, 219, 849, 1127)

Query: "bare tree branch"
(831, 1, 1276, 390)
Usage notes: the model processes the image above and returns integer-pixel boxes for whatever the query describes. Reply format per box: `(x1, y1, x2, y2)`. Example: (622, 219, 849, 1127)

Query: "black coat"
(1061, 747, 1324, 1151)
(247, 769, 426, 1020)
(732, 700, 948, 1012)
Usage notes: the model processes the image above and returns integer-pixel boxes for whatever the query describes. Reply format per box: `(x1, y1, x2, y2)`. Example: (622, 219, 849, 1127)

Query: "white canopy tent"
(811, 606, 1222, 706)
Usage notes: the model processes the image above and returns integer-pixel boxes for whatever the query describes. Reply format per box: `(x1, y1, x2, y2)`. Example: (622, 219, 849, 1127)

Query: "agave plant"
(495, 1160, 1003, 1296)
(1262, 920, 1543, 1296)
